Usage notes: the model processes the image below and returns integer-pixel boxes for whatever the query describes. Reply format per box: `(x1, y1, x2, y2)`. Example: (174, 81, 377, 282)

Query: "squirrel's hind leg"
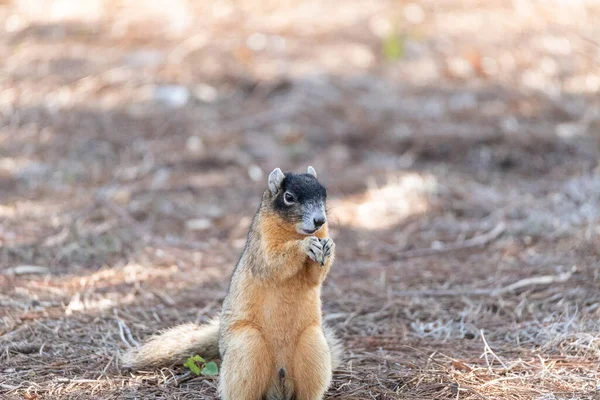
(219, 325, 273, 400)
(292, 325, 332, 400)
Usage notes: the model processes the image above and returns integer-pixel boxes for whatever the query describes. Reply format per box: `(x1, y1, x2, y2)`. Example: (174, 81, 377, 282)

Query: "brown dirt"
(1, 1, 600, 399)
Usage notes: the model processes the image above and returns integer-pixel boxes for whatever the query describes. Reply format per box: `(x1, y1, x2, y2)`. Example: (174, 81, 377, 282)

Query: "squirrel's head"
(263, 166, 327, 235)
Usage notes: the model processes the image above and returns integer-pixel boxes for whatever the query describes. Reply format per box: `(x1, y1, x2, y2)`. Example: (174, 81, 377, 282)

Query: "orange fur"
(293, 325, 332, 400)
(123, 181, 341, 400)
(219, 212, 334, 399)
(219, 325, 274, 400)
(260, 212, 330, 283)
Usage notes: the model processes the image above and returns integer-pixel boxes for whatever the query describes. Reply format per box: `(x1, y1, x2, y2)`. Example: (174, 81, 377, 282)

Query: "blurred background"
(1, 0, 599, 399)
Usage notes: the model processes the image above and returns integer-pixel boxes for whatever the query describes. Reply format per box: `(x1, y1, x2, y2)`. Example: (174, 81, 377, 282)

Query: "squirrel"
(122, 166, 342, 400)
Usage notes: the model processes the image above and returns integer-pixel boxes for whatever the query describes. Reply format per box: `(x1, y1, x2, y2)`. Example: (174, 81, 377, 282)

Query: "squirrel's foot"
(319, 237, 335, 265)
(302, 236, 324, 265)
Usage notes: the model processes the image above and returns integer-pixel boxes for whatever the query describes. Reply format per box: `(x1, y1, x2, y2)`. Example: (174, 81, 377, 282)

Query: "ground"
(1, 0, 600, 399)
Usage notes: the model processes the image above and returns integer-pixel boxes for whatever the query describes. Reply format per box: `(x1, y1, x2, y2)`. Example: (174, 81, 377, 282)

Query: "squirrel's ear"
(307, 166, 317, 178)
(268, 168, 285, 194)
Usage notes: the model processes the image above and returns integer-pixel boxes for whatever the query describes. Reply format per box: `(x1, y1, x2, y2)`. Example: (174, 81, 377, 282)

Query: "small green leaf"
(184, 359, 201, 375)
(189, 355, 206, 363)
(382, 35, 405, 61)
(201, 361, 219, 376)
(184, 355, 205, 375)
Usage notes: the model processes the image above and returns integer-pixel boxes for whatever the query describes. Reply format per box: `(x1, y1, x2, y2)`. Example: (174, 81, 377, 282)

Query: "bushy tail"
(323, 324, 343, 370)
(121, 319, 343, 371)
(121, 319, 220, 370)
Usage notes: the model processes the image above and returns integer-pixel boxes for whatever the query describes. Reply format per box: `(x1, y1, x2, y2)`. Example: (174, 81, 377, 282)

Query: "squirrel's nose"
(313, 217, 325, 228)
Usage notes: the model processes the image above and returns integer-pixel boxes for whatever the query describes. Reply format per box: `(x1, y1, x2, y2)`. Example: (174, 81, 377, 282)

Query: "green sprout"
(184, 355, 219, 376)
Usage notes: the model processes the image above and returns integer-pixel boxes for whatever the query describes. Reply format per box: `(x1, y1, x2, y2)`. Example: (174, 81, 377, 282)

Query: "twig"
(151, 290, 176, 306)
(195, 299, 220, 324)
(493, 272, 572, 295)
(393, 271, 572, 298)
(164, 371, 197, 386)
(102, 354, 115, 375)
(116, 319, 133, 349)
(2, 265, 49, 276)
(480, 329, 507, 372)
(0, 383, 21, 391)
(55, 377, 124, 384)
(479, 376, 524, 388)
(121, 319, 139, 348)
(174, 371, 195, 386)
(392, 288, 494, 297)
(394, 222, 506, 260)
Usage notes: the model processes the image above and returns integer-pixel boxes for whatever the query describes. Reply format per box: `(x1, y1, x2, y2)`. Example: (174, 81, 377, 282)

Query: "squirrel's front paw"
(302, 236, 323, 265)
(319, 237, 335, 265)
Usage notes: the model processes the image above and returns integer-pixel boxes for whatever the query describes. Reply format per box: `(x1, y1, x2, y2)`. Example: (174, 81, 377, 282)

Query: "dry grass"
(1, 0, 600, 399)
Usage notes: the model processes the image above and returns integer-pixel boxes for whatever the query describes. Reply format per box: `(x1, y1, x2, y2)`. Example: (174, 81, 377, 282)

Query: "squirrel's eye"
(283, 192, 295, 205)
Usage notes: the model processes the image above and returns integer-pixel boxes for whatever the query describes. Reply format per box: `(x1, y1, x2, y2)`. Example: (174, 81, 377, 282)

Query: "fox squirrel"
(122, 166, 342, 400)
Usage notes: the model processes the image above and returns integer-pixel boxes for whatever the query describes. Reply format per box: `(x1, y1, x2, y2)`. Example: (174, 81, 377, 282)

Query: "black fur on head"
(265, 167, 327, 235)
